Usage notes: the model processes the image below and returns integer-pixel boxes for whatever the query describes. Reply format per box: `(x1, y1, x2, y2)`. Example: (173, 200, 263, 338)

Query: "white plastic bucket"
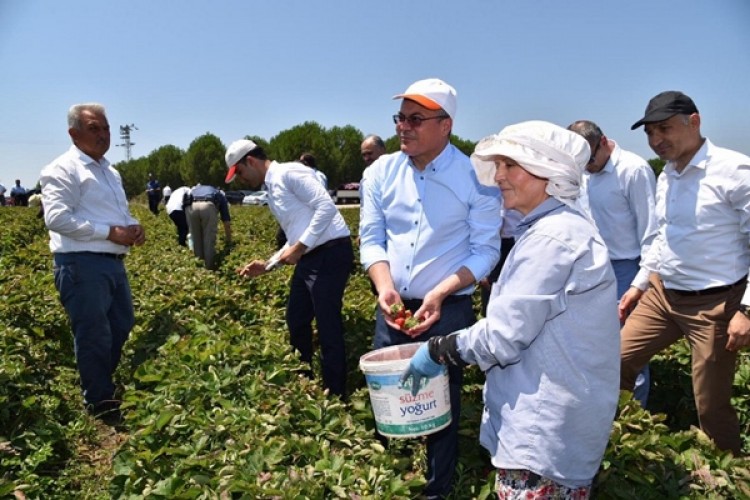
(359, 342, 451, 438)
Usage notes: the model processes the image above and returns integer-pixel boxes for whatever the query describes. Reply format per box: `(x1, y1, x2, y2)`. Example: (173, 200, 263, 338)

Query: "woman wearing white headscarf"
(403, 121, 620, 498)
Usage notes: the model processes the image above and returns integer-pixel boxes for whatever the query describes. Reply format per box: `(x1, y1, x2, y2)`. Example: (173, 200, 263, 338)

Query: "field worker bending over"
(225, 140, 353, 399)
(402, 121, 620, 499)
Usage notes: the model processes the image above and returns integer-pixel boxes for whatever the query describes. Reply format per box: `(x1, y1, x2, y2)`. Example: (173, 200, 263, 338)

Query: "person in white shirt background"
(165, 186, 190, 247)
(620, 90, 750, 455)
(568, 119, 658, 408)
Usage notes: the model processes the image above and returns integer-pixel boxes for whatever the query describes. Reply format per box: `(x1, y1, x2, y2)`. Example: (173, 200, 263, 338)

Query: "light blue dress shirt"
(456, 198, 620, 487)
(359, 144, 501, 299)
(579, 142, 657, 261)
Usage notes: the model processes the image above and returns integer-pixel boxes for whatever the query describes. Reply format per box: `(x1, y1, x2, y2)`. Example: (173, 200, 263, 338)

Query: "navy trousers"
(373, 294, 474, 499)
(286, 239, 353, 397)
(53, 252, 134, 406)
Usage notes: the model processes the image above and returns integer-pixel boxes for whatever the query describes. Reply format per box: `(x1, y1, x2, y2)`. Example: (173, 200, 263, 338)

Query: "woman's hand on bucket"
(400, 343, 443, 396)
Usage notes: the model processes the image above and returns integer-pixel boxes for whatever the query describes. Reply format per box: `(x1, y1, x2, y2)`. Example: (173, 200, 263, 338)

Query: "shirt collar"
(71, 145, 110, 169)
(516, 197, 565, 237)
(408, 143, 454, 173)
(666, 138, 711, 175)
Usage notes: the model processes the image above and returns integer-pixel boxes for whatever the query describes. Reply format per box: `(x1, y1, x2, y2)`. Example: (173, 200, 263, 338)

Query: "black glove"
(427, 333, 467, 368)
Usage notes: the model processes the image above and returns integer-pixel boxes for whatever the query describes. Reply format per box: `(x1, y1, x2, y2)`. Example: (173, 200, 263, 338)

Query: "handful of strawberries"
(390, 303, 422, 330)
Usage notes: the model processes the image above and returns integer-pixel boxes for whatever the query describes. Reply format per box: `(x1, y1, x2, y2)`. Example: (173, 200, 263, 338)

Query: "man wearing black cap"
(620, 90, 750, 454)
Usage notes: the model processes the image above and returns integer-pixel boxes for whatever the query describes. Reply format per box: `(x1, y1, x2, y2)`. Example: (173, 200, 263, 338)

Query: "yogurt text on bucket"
(399, 390, 437, 417)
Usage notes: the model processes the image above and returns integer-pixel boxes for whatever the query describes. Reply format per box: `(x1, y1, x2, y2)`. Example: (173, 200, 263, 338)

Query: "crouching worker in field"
(402, 121, 621, 499)
(225, 139, 353, 399)
(40, 103, 146, 426)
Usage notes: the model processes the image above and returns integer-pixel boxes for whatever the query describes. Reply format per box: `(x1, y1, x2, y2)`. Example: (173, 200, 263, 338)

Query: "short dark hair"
(245, 146, 267, 161)
(299, 153, 317, 169)
(567, 120, 604, 144)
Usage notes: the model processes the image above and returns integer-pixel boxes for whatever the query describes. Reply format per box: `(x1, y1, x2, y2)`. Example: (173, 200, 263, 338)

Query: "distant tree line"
(114, 120, 665, 198)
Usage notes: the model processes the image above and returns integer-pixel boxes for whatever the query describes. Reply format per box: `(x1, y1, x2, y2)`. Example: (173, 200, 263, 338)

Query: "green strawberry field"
(1, 203, 749, 499)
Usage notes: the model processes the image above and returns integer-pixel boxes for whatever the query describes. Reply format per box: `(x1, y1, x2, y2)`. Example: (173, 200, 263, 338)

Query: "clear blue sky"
(1, 0, 748, 189)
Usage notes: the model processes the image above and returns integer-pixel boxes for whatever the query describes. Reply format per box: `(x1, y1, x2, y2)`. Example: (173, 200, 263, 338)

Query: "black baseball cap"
(631, 91, 699, 130)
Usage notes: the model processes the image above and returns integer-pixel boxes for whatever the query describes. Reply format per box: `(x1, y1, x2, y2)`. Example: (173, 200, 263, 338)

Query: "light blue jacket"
(457, 198, 620, 488)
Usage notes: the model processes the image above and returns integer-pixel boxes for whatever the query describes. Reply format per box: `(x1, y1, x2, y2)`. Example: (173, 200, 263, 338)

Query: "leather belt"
(667, 275, 747, 296)
(76, 251, 127, 260)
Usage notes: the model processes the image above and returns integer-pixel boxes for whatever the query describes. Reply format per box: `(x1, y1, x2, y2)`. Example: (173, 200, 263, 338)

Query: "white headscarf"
(471, 120, 590, 210)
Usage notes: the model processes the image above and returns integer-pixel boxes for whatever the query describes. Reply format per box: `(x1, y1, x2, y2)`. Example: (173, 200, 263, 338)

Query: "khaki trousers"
(186, 201, 218, 269)
(620, 274, 743, 454)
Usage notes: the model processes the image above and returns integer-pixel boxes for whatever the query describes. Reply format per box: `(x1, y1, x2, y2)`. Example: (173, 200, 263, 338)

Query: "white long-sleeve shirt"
(580, 142, 658, 260)
(40, 145, 138, 254)
(632, 139, 750, 305)
(457, 198, 620, 487)
(265, 161, 349, 250)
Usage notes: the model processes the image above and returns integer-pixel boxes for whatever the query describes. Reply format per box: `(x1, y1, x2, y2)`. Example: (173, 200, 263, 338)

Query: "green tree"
(147, 145, 185, 189)
(384, 135, 400, 154)
(326, 125, 365, 187)
(181, 133, 226, 187)
(268, 121, 328, 163)
(451, 135, 477, 157)
(648, 157, 666, 177)
(116, 157, 149, 198)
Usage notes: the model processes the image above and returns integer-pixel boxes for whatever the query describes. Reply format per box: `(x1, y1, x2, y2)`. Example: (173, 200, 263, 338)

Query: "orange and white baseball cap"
(224, 139, 257, 183)
(393, 78, 457, 120)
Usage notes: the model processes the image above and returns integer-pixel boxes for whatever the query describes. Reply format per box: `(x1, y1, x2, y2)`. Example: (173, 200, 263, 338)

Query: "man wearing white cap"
(224, 140, 353, 399)
(359, 78, 501, 498)
(402, 121, 620, 498)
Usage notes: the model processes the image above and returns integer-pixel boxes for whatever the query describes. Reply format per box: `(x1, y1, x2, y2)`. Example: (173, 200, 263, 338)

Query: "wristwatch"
(739, 304, 750, 317)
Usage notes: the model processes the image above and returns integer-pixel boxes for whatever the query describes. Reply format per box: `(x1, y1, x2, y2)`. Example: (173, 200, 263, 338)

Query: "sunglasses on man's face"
(392, 113, 448, 127)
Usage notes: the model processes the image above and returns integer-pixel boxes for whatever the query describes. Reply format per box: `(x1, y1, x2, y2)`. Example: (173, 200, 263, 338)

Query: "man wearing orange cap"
(359, 78, 501, 498)
(224, 140, 353, 399)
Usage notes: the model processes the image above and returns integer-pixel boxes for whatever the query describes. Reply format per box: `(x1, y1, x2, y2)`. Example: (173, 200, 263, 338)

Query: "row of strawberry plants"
(1, 205, 749, 498)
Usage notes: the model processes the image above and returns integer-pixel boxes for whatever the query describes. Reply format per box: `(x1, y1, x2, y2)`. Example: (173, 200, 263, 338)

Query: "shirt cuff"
(92, 223, 111, 241)
(631, 267, 650, 291)
(741, 283, 750, 306)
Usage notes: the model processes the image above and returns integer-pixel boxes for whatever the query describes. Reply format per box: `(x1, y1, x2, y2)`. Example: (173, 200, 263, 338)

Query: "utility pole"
(117, 124, 138, 161)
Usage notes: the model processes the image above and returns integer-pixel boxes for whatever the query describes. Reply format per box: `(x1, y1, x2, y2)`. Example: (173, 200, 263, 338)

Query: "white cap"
(224, 139, 258, 183)
(393, 78, 457, 120)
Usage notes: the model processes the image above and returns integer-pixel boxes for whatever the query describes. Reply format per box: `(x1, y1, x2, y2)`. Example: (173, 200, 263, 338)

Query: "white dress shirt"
(265, 161, 349, 250)
(633, 139, 750, 304)
(580, 143, 658, 260)
(166, 186, 190, 214)
(40, 145, 138, 254)
(457, 198, 620, 487)
(359, 144, 502, 299)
